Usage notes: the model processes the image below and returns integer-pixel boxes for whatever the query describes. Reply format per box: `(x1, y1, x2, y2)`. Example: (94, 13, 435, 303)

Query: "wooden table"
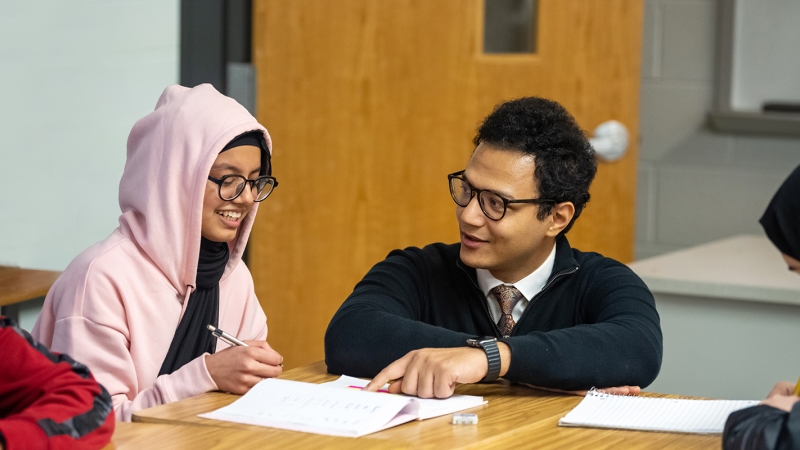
(0, 266, 61, 307)
(132, 361, 721, 449)
(106, 422, 299, 449)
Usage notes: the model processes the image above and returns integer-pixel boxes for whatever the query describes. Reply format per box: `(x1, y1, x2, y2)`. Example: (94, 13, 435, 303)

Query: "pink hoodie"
(32, 84, 271, 422)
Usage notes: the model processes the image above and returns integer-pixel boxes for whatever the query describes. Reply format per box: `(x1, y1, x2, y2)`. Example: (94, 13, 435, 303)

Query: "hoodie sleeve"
(49, 316, 218, 422)
(225, 263, 268, 342)
(0, 317, 115, 450)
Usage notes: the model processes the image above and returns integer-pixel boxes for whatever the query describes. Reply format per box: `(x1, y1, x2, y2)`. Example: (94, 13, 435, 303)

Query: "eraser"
(451, 413, 478, 425)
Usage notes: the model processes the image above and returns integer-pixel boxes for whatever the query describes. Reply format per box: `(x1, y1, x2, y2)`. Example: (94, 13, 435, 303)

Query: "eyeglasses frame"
(207, 174, 279, 202)
(447, 170, 556, 221)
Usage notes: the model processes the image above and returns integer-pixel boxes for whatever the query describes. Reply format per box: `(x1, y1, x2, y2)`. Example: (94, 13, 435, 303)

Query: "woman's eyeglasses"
(207, 174, 278, 202)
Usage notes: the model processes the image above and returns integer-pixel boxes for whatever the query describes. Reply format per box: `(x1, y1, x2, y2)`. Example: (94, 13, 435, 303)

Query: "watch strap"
(481, 339, 501, 382)
(468, 337, 501, 382)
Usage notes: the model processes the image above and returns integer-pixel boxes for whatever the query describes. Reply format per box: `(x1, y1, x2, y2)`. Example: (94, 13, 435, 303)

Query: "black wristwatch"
(466, 336, 501, 382)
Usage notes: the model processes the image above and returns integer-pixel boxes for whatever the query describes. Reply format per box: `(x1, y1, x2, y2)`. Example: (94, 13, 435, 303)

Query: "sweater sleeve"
(0, 317, 114, 450)
(502, 261, 663, 389)
(326, 248, 662, 390)
(325, 251, 472, 377)
(723, 403, 800, 450)
(48, 316, 217, 423)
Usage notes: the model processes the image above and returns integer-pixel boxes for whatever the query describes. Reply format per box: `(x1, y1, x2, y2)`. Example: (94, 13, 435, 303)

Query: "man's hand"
(520, 383, 641, 396)
(759, 381, 800, 412)
(205, 340, 283, 395)
(363, 347, 492, 399)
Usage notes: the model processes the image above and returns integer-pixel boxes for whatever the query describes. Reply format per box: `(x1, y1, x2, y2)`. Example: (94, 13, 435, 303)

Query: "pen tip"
(206, 324, 216, 331)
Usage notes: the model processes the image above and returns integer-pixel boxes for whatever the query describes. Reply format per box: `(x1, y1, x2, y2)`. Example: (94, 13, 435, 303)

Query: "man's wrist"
(466, 337, 501, 381)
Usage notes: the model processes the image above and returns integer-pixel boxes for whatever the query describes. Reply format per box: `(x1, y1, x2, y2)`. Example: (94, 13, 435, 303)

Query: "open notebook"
(199, 376, 486, 437)
(559, 390, 759, 434)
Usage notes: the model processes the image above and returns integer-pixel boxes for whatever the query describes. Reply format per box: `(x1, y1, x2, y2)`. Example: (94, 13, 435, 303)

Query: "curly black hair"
(473, 97, 597, 234)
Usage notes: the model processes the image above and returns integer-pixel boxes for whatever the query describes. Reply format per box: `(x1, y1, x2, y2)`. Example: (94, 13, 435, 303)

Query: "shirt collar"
(476, 243, 557, 300)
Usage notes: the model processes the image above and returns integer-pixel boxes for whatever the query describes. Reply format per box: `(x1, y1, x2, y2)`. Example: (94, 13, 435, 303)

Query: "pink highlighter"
(349, 385, 391, 394)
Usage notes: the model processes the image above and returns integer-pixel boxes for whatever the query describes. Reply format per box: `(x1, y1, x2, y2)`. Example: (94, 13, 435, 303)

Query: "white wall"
(0, 0, 179, 271)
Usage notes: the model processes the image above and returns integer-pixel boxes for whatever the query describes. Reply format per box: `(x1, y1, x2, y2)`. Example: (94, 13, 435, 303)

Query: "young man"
(324, 97, 662, 399)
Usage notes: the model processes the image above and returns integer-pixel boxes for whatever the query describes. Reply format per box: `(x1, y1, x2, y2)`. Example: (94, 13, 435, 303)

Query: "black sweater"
(723, 404, 800, 449)
(325, 236, 663, 390)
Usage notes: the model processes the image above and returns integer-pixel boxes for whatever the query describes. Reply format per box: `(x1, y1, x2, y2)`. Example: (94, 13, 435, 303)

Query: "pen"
(794, 376, 800, 397)
(207, 325, 283, 367)
(207, 324, 248, 347)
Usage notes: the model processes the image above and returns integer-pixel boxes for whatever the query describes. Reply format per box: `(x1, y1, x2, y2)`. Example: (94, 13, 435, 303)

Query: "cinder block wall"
(636, 0, 800, 260)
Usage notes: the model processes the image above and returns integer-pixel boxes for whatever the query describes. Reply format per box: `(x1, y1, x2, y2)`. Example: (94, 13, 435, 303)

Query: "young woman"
(723, 164, 800, 449)
(32, 84, 283, 421)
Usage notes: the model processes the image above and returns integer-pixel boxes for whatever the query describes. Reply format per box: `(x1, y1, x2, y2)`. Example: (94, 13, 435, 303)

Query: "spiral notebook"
(558, 390, 759, 434)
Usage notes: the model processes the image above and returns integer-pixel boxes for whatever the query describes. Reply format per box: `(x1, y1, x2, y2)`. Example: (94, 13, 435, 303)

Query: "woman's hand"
(205, 340, 283, 394)
(759, 381, 800, 412)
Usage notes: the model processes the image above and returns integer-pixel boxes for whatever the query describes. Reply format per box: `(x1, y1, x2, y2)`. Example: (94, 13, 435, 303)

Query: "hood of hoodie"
(117, 84, 272, 296)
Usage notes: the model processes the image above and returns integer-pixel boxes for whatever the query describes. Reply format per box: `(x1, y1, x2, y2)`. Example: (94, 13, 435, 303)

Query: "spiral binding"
(587, 387, 694, 400)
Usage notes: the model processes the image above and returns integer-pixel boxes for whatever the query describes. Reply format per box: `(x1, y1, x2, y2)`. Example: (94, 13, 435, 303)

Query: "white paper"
(559, 391, 759, 434)
(325, 375, 487, 420)
(199, 378, 417, 437)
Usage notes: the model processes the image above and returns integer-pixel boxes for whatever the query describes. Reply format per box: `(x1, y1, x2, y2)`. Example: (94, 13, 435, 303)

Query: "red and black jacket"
(0, 317, 114, 450)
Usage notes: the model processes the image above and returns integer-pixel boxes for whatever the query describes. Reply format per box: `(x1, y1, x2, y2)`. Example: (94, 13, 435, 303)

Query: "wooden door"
(250, 0, 643, 368)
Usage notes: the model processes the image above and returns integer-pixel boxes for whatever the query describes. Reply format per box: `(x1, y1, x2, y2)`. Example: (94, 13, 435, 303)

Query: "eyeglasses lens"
(449, 176, 505, 220)
(479, 192, 506, 220)
(450, 178, 472, 206)
(220, 176, 246, 201)
(254, 178, 274, 201)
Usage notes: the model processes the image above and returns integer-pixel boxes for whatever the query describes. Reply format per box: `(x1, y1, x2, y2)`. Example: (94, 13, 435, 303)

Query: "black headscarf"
(760, 164, 800, 261)
(159, 238, 229, 375)
(159, 130, 269, 375)
(222, 131, 271, 176)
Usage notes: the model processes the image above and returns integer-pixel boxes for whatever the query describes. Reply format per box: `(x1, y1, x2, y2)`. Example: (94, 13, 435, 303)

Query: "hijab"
(760, 164, 800, 261)
(159, 131, 270, 376)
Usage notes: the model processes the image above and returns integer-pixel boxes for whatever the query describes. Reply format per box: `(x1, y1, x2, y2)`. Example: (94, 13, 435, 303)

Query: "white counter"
(630, 235, 800, 305)
(628, 235, 800, 400)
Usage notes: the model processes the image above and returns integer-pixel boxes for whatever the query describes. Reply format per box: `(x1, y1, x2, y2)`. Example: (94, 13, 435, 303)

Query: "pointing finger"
(365, 357, 409, 392)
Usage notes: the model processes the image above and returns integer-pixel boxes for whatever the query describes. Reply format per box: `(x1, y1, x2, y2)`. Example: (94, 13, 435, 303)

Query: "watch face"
(467, 337, 497, 347)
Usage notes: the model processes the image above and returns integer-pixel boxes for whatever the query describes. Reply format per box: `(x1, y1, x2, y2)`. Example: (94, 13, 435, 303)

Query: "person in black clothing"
(723, 164, 800, 449)
(324, 97, 662, 399)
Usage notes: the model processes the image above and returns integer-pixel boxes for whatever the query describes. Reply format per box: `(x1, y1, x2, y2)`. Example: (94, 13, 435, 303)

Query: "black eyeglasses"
(447, 170, 555, 221)
(207, 174, 278, 202)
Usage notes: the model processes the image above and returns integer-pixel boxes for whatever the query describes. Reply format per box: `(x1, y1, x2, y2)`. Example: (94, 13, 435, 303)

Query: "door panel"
(251, 0, 643, 369)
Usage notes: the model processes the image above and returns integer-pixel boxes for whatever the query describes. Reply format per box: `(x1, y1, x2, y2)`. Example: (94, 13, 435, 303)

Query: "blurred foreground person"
(723, 164, 800, 449)
(0, 317, 114, 450)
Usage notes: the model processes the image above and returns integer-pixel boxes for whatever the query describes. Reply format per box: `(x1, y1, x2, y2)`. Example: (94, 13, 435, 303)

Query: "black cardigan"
(324, 236, 663, 390)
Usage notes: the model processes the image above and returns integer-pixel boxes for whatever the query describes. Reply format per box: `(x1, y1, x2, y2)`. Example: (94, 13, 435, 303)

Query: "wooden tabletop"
(132, 361, 721, 449)
(106, 422, 298, 449)
(0, 266, 61, 307)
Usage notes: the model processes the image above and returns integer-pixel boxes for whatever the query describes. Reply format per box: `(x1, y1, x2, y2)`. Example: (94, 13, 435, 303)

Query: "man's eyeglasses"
(207, 174, 278, 202)
(447, 170, 555, 221)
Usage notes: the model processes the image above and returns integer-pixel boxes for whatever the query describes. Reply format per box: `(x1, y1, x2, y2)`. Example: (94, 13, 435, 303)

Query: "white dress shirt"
(476, 243, 557, 324)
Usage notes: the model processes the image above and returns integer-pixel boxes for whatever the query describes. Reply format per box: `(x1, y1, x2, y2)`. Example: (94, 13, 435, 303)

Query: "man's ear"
(546, 202, 575, 237)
